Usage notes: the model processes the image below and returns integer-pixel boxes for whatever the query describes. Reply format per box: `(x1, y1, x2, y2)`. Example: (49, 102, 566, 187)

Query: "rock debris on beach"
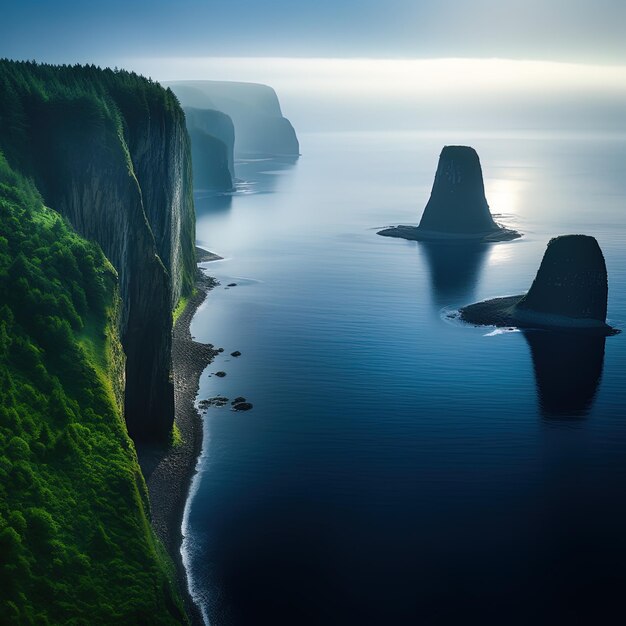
(136, 268, 218, 625)
(199, 396, 229, 409)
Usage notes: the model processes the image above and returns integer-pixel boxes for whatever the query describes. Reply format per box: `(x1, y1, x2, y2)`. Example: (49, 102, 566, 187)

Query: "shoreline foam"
(138, 251, 219, 625)
(460, 294, 618, 335)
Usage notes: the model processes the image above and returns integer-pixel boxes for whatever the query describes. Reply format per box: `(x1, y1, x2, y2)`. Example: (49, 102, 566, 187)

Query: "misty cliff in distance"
(185, 107, 234, 190)
(185, 107, 235, 175)
(168, 80, 300, 158)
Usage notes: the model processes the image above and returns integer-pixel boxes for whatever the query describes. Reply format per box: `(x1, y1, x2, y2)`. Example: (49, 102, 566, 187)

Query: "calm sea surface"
(183, 132, 626, 625)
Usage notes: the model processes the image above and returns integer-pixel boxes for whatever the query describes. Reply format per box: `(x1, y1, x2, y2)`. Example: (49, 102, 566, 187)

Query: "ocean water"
(183, 132, 626, 625)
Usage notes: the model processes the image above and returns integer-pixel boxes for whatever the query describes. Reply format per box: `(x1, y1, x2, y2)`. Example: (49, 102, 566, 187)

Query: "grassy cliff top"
(0, 59, 184, 170)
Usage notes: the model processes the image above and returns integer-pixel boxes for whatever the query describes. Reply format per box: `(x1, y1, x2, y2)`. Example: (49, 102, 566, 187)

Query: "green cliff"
(0, 59, 196, 441)
(0, 154, 185, 623)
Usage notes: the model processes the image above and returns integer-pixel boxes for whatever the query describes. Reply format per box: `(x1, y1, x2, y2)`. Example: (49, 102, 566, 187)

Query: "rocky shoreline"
(377, 223, 521, 242)
(137, 261, 219, 625)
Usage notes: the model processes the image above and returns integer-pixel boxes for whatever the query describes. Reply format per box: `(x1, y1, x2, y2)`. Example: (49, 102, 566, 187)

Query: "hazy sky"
(148, 57, 626, 133)
(2, 0, 626, 65)
(3, 1, 626, 134)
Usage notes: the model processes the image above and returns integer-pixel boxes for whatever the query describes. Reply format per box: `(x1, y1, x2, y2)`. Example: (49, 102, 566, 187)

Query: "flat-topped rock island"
(461, 234, 618, 335)
(379, 145, 521, 242)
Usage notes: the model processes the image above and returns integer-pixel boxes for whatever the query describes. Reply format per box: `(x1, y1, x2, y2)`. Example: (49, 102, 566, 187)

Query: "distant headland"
(166, 80, 300, 160)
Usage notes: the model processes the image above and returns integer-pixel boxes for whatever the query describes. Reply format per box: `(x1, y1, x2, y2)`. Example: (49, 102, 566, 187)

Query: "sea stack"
(378, 146, 520, 242)
(460, 235, 616, 334)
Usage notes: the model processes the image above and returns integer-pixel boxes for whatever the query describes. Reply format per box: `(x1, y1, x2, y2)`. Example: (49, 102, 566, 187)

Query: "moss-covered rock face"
(0, 154, 186, 623)
(0, 60, 196, 441)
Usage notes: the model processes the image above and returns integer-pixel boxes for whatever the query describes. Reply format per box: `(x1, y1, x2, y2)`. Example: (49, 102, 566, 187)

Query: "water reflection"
(193, 155, 299, 217)
(194, 191, 233, 215)
(523, 330, 605, 418)
(419, 241, 489, 307)
(235, 155, 298, 194)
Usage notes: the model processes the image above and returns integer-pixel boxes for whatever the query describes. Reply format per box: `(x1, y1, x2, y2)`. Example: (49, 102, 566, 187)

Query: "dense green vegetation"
(0, 57, 196, 301)
(172, 293, 192, 327)
(0, 154, 186, 623)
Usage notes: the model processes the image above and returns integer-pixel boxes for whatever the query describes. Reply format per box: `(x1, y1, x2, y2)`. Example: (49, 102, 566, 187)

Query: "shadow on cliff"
(419, 241, 489, 308)
(523, 330, 605, 418)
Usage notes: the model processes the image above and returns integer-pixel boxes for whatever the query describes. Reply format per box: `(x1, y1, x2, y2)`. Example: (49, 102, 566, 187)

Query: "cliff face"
(0, 153, 185, 622)
(0, 61, 196, 441)
(168, 80, 300, 157)
(185, 107, 234, 190)
(185, 107, 235, 177)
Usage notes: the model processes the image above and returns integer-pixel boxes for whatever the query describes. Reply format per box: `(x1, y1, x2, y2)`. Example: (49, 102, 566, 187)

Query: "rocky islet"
(460, 235, 617, 334)
(378, 145, 521, 243)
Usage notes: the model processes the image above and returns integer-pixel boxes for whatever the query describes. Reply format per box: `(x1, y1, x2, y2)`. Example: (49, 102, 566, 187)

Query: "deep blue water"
(183, 132, 626, 625)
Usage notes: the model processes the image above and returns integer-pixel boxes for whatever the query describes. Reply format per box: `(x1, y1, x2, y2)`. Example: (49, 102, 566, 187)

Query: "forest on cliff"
(0, 61, 188, 624)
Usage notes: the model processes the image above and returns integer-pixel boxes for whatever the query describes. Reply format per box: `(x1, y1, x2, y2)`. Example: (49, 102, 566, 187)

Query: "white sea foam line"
(484, 327, 520, 336)
(180, 435, 211, 626)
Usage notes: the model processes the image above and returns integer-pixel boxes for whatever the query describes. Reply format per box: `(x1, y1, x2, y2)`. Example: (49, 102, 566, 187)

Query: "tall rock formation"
(378, 146, 520, 242)
(517, 235, 608, 322)
(420, 146, 497, 234)
(168, 80, 300, 157)
(0, 61, 196, 441)
(460, 235, 615, 334)
(185, 107, 234, 190)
